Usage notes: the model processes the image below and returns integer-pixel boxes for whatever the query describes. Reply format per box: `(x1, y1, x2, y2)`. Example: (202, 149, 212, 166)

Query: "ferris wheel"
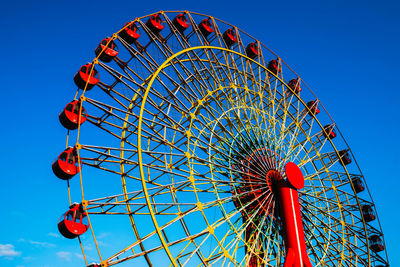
(52, 11, 389, 267)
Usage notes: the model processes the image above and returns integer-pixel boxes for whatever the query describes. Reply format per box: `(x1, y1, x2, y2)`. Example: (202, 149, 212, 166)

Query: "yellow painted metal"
(137, 45, 331, 266)
(118, 81, 153, 266)
(62, 11, 385, 266)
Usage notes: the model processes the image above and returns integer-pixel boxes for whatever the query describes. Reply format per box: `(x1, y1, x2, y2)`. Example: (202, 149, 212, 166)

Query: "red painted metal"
(338, 150, 352, 166)
(145, 13, 164, 34)
(74, 63, 99, 90)
(233, 149, 281, 218)
(119, 22, 141, 44)
(58, 203, 89, 239)
(288, 78, 301, 94)
(267, 59, 280, 75)
(95, 38, 119, 62)
(352, 177, 365, 193)
(232, 150, 279, 267)
(59, 100, 87, 130)
(306, 101, 320, 115)
(284, 162, 304, 190)
(173, 13, 189, 33)
(323, 124, 336, 139)
(362, 205, 376, 222)
(278, 162, 313, 267)
(248, 256, 260, 267)
(198, 18, 214, 37)
(52, 147, 81, 180)
(234, 184, 265, 267)
(246, 42, 258, 59)
(369, 235, 385, 252)
(223, 28, 237, 47)
(233, 156, 313, 266)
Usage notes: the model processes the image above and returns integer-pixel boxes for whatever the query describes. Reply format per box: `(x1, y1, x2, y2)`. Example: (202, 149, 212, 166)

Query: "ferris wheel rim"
(135, 45, 356, 265)
(58, 10, 389, 266)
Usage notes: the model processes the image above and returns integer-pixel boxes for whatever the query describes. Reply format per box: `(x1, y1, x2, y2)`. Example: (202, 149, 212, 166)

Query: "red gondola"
(223, 28, 237, 47)
(95, 38, 119, 63)
(369, 235, 385, 252)
(88, 264, 100, 267)
(172, 13, 189, 33)
(59, 100, 87, 130)
(58, 203, 89, 239)
(306, 100, 320, 115)
(288, 78, 301, 94)
(362, 205, 376, 222)
(198, 18, 214, 38)
(74, 64, 99, 90)
(338, 150, 352, 166)
(52, 147, 81, 180)
(267, 59, 280, 75)
(352, 177, 365, 193)
(119, 22, 141, 44)
(246, 42, 258, 59)
(323, 124, 337, 139)
(145, 13, 164, 35)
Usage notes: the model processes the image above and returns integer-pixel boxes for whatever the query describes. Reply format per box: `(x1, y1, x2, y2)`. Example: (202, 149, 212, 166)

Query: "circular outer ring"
(62, 10, 389, 267)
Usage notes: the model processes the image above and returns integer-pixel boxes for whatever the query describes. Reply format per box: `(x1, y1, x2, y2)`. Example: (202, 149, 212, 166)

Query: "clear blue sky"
(0, 0, 399, 266)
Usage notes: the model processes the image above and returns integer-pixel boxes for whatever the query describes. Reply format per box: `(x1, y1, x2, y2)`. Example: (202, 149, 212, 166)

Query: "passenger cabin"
(119, 22, 141, 44)
(87, 264, 100, 267)
(369, 235, 385, 252)
(362, 205, 376, 222)
(74, 64, 99, 90)
(145, 13, 164, 35)
(323, 124, 337, 139)
(267, 59, 280, 75)
(172, 13, 189, 33)
(306, 101, 320, 115)
(52, 147, 80, 180)
(352, 177, 365, 193)
(59, 100, 87, 130)
(288, 78, 301, 94)
(58, 203, 89, 239)
(223, 28, 237, 47)
(338, 150, 352, 166)
(246, 42, 258, 59)
(95, 38, 119, 62)
(198, 18, 214, 38)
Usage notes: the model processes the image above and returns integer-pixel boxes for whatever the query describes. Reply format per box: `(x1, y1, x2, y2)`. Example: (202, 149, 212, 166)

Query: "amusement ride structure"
(52, 11, 389, 267)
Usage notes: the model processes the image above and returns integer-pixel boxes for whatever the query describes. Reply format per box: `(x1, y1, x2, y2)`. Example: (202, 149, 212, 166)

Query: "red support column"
(279, 162, 313, 267)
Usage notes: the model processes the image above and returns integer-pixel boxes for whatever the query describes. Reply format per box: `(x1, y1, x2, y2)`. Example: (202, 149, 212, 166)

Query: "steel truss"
(61, 11, 389, 267)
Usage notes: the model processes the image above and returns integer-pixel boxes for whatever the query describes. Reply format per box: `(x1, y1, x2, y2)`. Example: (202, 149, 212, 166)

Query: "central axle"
(233, 156, 312, 267)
